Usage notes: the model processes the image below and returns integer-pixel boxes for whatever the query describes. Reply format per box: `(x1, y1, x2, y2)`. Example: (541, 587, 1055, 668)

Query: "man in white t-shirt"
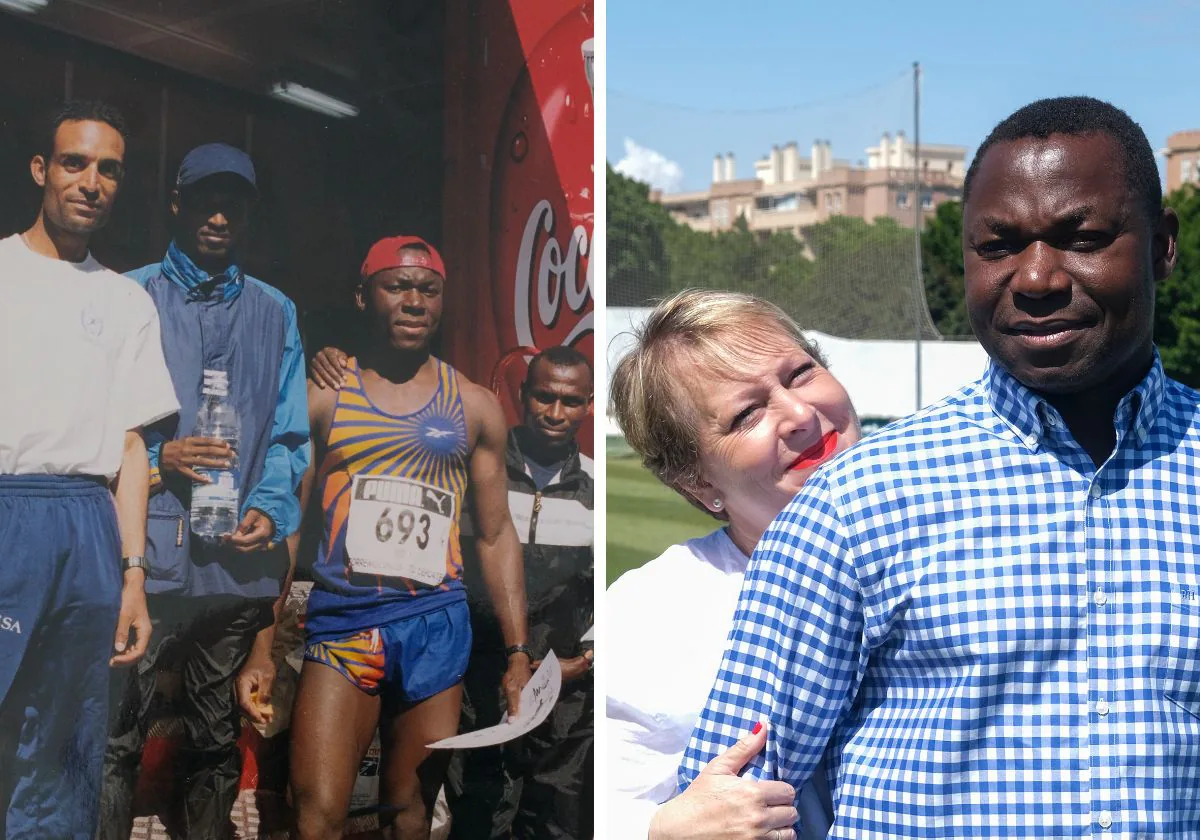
(0, 100, 178, 839)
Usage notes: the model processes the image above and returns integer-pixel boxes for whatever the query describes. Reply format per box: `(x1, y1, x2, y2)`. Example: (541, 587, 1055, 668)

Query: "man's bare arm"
(465, 385, 532, 714)
(110, 430, 152, 665)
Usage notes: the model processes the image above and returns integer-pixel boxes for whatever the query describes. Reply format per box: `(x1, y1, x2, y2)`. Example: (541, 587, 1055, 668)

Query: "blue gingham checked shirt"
(681, 354, 1200, 838)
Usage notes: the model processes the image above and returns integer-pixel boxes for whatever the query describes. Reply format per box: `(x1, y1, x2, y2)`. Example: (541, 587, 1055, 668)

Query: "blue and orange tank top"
(305, 356, 470, 641)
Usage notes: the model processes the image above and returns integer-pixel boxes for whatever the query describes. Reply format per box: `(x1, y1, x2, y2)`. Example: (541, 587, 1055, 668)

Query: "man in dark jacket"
(98, 143, 310, 839)
(449, 345, 594, 840)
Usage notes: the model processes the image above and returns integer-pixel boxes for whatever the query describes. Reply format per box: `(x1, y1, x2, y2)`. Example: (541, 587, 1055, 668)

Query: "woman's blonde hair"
(609, 288, 826, 518)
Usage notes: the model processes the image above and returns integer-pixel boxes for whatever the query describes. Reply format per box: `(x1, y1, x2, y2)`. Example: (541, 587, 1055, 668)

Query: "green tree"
(659, 214, 814, 319)
(1157, 185, 1200, 387)
(605, 163, 672, 305)
(797, 215, 936, 339)
(921, 200, 971, 338)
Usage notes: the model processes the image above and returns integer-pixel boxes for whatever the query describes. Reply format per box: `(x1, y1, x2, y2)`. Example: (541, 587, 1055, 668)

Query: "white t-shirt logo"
(80, 304, 104, 339)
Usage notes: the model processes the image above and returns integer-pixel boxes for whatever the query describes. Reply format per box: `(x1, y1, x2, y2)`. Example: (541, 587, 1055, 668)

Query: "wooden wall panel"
(0, 18, 72, 239)
(0, 14, 444, 341)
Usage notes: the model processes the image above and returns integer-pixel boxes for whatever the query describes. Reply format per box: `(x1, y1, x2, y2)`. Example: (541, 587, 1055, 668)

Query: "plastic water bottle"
(191, 370, 241, 540)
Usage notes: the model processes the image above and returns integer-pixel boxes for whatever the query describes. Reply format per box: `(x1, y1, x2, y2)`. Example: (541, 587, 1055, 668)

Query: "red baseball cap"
(360, 235, 446, 281)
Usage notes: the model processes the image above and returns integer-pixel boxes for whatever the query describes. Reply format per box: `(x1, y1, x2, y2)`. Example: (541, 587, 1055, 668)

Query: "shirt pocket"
(1156, 560, 1200, 721)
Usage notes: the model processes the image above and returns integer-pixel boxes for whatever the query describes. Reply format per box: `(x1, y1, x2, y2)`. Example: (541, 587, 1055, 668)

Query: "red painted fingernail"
(752, 721, 763, 735)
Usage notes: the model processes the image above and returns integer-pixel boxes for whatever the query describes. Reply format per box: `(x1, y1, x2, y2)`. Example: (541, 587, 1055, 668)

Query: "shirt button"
(1096, 700, 1110, 716)
(1089, 484, 1102, 499)
(1097, 811, 1113, 830)
(1094, 588, 1108, 606)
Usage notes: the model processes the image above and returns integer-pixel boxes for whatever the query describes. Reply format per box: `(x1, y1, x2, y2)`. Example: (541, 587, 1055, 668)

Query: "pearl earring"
(712, 499, 724, 510)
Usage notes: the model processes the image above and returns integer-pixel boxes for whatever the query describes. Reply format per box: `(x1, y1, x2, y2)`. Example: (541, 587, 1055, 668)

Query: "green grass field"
(606, 454, 715, 585)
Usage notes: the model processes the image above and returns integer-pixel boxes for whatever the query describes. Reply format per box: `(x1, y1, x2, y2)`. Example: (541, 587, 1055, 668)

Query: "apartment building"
(653, 132, 967, 236)
(1163, 130, 1200, 192)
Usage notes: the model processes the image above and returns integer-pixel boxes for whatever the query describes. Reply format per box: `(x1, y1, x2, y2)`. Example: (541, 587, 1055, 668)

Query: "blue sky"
(606, 0, 1200, 192)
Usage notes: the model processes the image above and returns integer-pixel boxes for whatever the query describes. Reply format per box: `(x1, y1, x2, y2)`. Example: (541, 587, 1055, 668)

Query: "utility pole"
(912, 60, 923, 412)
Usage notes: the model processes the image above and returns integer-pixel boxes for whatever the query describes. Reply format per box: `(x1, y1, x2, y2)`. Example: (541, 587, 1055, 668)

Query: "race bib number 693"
(345, 475, 456, 586)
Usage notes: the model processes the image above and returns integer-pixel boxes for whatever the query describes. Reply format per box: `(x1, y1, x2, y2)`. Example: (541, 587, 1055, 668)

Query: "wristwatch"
(505, 644, 535, 663)
(122, 555, 149, 572)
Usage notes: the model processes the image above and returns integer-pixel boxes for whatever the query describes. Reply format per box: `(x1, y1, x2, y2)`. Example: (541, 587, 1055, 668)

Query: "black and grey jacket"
(462, 428, 594, 661)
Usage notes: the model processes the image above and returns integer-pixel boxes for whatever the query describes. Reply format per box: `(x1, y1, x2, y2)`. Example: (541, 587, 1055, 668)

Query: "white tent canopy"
(605, 307, 989, 436)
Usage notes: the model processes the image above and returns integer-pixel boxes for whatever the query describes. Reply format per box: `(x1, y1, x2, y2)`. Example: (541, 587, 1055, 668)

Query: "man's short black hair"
(41, 100, 129, 160)
(963, 96, 1161, 222)
(524, 346, 593, 390)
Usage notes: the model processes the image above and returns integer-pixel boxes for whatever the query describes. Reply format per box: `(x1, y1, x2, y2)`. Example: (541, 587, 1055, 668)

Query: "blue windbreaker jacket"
(129, 241, 310, 599)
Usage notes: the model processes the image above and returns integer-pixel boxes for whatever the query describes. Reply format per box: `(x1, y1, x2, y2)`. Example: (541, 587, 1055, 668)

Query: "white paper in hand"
(427, 651, 561, 749)
(580, 625, 594, 642)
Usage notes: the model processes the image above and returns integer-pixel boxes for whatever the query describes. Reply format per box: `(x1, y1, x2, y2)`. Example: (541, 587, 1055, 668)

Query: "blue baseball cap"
(176, 143, 257, 192)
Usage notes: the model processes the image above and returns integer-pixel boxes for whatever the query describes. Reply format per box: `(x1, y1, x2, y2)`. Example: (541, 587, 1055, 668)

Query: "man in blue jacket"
(98, 143, 310, 840)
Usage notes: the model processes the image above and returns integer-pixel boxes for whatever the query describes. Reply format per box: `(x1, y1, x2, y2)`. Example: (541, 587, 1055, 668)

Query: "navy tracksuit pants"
(0, 475, 123, 839)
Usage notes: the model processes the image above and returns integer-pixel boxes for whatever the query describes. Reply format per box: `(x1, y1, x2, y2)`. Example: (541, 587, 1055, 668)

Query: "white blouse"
(606, 528, 833, 839)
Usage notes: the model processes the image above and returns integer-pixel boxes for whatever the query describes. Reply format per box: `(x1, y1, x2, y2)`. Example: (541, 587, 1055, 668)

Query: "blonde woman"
(608, 289, 861, 840)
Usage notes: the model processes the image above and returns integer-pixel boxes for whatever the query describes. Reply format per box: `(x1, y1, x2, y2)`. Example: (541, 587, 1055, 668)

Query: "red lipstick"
(788, 430, 838, 472)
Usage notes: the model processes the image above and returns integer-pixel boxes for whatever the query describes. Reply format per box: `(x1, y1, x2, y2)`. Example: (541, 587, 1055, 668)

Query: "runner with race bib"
(315, 356, 469, 600)
(287, 235, 533, 840)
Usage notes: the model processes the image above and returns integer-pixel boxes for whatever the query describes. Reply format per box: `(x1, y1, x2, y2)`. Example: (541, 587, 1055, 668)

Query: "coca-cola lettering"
(514, 199, 593, 350)
(448, 0, 594, 453)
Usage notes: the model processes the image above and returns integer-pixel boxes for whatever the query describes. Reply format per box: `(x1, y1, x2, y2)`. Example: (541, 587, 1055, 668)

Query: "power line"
(608, 67, 911, 116)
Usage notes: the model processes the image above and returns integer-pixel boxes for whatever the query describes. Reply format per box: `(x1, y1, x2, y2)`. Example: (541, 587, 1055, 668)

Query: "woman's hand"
(648, 722, 798, 840)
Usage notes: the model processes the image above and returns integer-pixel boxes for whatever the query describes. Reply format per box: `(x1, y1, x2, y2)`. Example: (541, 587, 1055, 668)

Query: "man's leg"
(511, 683, 594, 840)
(0, 488, 58, 837)
(290, 655, 382, 839)
(0, 479, 122, 839)
(379, 602, 472, 840)
(176, 599, 272, 839)
(96, 617, 167, 840)
(378, 683, 463, 840)
(446, 651, 520, 840)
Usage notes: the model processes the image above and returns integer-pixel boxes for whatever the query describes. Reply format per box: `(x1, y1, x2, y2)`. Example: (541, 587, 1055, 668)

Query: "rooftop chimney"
(783, 142, 799, 182)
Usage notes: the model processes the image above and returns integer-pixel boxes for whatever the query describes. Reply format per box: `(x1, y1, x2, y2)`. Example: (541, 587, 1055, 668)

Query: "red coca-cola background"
(443, 0, 595, 457)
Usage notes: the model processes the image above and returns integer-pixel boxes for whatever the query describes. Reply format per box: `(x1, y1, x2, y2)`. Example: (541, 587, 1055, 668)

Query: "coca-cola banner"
(444, 0, 594, 457)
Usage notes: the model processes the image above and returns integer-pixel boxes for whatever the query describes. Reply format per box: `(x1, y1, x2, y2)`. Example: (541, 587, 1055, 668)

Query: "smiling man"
(0, 100, 178, 839)
(679, 97, 1199, 839)
(98, 142, 310, 840)
(450, 346, 595, 840)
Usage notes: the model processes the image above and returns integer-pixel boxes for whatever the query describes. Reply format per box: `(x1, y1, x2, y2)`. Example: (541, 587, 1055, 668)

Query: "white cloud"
(613, 138, 684, 193)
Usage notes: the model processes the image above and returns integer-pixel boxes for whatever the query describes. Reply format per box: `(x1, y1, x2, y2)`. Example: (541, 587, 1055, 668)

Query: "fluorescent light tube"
(0, 0, 49, 12)
(269, 82, 358, 119)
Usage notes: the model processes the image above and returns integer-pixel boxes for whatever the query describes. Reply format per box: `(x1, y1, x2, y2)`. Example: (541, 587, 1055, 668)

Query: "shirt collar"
(507, 427, 583, 486)
(1118, 352, 1165, 447)
(161, 239, 244, 302)
(983, 351, 1166, 450)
